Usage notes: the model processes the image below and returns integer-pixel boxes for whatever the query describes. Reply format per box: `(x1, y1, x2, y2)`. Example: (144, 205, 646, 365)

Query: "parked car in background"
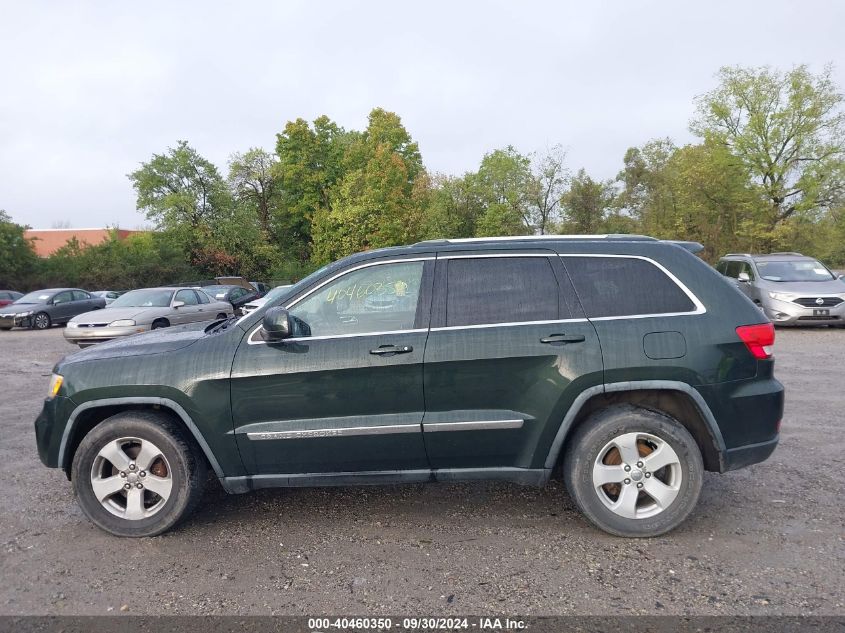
(201, 284, 258, 314)
(64, 287, 233, 347)
(716, 252, 845, 326)
(91, 290, 124, 305)
(35, 234, 783, 538)
(0, 289, 106, 330)
(0, 290, 23, 307)
(240, 284, 293, 316)
(250, 281, 270, 298)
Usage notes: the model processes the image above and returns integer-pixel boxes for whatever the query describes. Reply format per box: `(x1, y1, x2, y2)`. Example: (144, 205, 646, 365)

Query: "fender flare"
(543, 380, 727, 470)
(58, 397, 225, 478)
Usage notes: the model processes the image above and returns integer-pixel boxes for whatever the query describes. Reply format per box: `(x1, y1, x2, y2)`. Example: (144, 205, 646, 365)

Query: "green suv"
(34, 235, 784, 538)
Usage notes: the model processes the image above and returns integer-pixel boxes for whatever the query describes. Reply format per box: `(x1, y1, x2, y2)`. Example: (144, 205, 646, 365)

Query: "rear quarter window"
(563, 256, 697, 318)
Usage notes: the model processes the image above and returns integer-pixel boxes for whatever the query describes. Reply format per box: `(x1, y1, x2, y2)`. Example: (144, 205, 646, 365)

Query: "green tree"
(559, 169, 615, 233)
(419, 173, 483, 239)
(310, 109, 427, 263)
(275, 116, 353, 261)
(128, 141, 232, 265)
(692, 65, 845, 245)
(527, 145, 569, 234)
(473, 146, 533, 236)
(228, 148, 282, 238)
(0, 210, 39, 289)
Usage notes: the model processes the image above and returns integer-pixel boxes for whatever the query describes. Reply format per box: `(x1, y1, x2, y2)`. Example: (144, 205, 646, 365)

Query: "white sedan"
(240, 285, 292, 316)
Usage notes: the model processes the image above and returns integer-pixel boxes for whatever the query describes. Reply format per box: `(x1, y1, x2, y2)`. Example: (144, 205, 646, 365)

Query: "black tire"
(0, 326, 11, 331)
(151, 319, 169, 330)
(71, 411, 207, 537)
(216, 313, 227, 320)
(31, 312, 51, 330)
(563, 405, 704, 538)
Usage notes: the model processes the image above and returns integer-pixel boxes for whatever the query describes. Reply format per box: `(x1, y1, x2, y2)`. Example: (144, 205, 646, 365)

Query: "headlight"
(768, 292, 796, 301)
(67, 322, 79, 328)
(109, 319, 136, 327)
(48, 374, 64, 399)
(17, 311, 33, 317)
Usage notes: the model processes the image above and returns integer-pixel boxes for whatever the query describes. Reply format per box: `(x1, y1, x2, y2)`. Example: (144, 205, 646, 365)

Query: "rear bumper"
(722, 436, 779, 471)
(697, 370, 784, 472)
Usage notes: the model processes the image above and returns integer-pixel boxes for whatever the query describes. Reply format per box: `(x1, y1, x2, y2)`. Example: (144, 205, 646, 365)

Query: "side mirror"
(839, 274, 844, 280)
(172, 300, 185, 309)
(737, 272, 751, 282)
(263, 306, 292, 340)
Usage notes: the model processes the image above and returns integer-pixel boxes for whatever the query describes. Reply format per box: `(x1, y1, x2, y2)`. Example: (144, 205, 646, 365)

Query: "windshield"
(757, 260, 836, 282)
(203, 285, 231, 299)
(263, 285, 293, 303)
(109, 289, 173, 308)
(14, 291, 54, 304)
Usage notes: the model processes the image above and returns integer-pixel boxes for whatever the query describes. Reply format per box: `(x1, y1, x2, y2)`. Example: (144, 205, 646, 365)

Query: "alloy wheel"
(592, 432, 682, 519)
(89, 437, 173, 520)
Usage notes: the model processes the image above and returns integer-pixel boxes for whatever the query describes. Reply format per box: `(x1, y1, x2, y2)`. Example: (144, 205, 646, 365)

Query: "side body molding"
(543, 380, 727, 471)
(59, 397, 225, 478)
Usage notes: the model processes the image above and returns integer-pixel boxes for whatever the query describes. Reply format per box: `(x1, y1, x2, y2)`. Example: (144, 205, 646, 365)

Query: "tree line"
(2, 64, 844, 291)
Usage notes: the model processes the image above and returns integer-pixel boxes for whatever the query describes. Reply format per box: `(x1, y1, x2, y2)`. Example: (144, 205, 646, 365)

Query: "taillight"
(736, 323, 775, 360)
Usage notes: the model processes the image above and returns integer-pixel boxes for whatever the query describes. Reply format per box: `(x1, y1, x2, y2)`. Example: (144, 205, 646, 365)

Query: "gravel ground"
(0, 326, 843, 616)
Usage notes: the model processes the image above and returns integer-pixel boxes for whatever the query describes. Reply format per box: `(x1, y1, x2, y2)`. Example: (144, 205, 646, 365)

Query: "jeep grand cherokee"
(35, 235, 784, 537)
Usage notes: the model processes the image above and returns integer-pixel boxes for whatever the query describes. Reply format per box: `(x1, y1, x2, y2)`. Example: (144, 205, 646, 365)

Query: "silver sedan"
(64, 287, 233, 347)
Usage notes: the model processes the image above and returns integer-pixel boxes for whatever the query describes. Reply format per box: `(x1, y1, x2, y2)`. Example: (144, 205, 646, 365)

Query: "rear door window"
(445, 257, 559, 327)
(563, 256, 696, 318)
(175, 289, 199, 305)
(72, 290, 90, 301)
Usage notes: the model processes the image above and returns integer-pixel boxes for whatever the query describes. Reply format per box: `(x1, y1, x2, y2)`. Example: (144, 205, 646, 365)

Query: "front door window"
(289, 261, 425, 337)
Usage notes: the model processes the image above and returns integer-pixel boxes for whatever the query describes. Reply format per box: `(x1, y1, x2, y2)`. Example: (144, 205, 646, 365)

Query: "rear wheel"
(71, 411, 206, 537)
(563, 405, 703, 538)
(31, 312, 51, 330)
(216, 313, 227, 320)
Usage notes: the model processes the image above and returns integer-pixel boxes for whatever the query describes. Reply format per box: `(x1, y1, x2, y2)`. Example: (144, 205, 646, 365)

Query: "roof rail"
(412, 234, 657, 246)
(767, 251, 804, 256)
(724, 253, 753, 258)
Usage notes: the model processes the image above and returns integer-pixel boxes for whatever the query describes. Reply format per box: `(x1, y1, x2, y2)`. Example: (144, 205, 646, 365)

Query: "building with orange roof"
(24, 228, 143, 257)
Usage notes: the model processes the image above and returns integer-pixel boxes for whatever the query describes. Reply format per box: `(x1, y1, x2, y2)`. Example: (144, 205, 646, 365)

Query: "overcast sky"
(1, 0, 843, 229)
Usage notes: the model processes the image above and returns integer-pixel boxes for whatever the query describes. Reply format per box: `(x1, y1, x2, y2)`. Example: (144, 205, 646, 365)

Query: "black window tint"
(564, 257, 695, 318)
(446, 257, 559, 327)
(715, 261, 727, 275)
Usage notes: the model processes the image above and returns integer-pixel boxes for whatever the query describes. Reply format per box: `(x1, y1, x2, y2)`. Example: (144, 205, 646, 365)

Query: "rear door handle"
(370, 345, 414, 356)
(540, 333, 586, 344)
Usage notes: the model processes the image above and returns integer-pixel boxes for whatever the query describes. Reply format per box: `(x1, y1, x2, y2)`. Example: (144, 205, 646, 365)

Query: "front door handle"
(370, 344, 414, 356)
(540, 333, 586, 344)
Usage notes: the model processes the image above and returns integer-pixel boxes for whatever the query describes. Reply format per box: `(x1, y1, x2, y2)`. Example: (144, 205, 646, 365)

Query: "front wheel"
(563, 405, 703, 538)
(71, 411, 207, 537)
(31, 312, 51, 330)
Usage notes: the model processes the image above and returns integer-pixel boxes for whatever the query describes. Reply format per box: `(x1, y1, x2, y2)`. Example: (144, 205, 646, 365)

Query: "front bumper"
(0, 313, 33, 328)
(762, 297, 845, 325)
(34, 395, 76, 468)
(63, 324, 150, 345)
